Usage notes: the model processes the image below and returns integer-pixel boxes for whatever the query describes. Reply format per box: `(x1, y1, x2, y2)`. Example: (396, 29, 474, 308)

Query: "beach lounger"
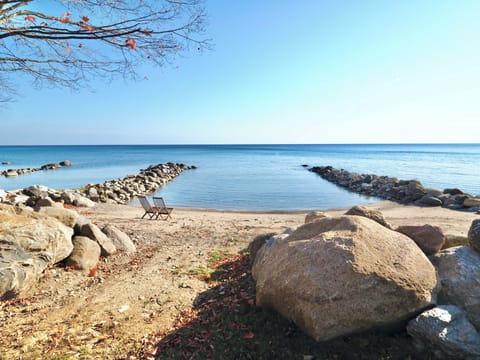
(138, 195, 172, 220)
(153, 196, 173, 220)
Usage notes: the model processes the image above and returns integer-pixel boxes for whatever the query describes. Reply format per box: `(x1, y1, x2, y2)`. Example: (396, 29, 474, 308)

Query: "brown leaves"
(128, 253, 257, 358)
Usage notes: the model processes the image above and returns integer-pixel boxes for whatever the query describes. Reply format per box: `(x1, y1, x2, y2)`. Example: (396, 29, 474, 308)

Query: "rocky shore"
(253, 205, 480, 358)
(0, 162, 195, 300)
(0, 160, 72, 177)
(309, 165, 480, 212)
(0, 162, 195, 207)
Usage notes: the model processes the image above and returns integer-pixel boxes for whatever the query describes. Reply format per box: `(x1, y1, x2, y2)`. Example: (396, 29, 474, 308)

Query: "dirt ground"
(0, 202, 477, 359)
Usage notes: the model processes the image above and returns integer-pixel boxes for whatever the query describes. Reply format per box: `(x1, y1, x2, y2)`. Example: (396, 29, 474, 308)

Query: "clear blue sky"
(2, 0, 480, 145)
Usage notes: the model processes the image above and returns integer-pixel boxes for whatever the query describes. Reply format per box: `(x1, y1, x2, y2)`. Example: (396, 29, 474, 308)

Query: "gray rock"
(59, 160, 72, 167)
(33, 196, 56, 209)
(65, 236, 101, 272)
(60, 191, 75, 205)
(22, 185, 48, 199)
(425, 188, 444, 197)
(444, 188, 464, 196)
(252, 216, 439, 341)
(407, 305, 480, 359)
(76, 222, 116, 256)
(0, 204, 73, 299)
(419, 195, 443, 207)
(101, 225, 136, 254)
(433, 246, 480, 330)
(73, 195, 96, 208)
(87, 187, 99, 202)
(406, 180, 426, 200)
(468, 219, 480, 252)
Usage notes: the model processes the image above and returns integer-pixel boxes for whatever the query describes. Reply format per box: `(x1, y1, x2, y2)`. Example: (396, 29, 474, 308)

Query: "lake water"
(0, 144, 478, 210)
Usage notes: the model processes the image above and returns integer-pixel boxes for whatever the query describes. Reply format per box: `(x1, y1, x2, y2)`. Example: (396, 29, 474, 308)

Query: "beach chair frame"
(138, 195, 172, 220)
(152, 196, 173, 220)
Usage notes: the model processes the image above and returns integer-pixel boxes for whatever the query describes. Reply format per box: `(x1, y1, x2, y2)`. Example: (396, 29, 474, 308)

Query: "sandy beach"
(0, 201, 477, 359)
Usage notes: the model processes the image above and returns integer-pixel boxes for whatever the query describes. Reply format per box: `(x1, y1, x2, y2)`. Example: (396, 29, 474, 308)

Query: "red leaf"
(82, 16, 90, 22)
(125, 38, 137, 50)
(242, 331, 255, 339)
(24, 15, 36, 22)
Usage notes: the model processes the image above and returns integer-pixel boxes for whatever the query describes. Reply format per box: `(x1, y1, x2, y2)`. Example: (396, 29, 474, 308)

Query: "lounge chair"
(138, 195, 173, 220)
(153, 196, 173, 220)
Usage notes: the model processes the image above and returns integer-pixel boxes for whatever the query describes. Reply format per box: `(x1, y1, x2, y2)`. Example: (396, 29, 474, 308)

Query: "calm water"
(0, 144, 478, 210)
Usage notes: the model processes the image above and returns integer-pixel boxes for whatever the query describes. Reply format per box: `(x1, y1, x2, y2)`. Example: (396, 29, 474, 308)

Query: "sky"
(1, 0, 480, 145)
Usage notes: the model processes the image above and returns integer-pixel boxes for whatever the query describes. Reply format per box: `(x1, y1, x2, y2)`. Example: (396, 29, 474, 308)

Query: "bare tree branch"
(0, 0, 210, 103)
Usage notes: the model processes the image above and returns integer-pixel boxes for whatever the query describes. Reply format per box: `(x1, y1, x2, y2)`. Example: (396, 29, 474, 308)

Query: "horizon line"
(0, 142, 479, 147)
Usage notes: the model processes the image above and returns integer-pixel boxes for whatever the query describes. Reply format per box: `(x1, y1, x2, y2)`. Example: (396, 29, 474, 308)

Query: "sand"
(0, 201, 477, 358)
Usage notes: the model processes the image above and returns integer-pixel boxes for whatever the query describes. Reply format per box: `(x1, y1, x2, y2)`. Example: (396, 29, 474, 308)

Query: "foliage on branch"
(0, 0, 208, 101)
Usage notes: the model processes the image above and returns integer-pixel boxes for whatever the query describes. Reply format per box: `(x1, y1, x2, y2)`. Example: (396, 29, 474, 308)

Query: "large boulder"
(344, 205, 392, 229)
(407, 305, 480, 359)
(468, 219, 480, 253)
(252, 215, 439, 341)
(0, 204, 73, 299)
(432, 246, 480, 330)
(75, 222, 116, 256)
(396, 225, 445, 255)
(65, 236, 101, 272)
(101, 225, 136, 254)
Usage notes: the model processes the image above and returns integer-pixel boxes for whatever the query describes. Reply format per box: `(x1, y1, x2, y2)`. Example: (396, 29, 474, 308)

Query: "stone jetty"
(0, 162, 195, 207)
(82, 162, 195, 204)
(0, 160, 72, 177)
(309, 165, 480, 212)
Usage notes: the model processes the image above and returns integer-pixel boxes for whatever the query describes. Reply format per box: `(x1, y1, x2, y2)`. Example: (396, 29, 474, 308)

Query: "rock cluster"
(0, 162, 194, 207)
(253, 215, 439, 342)
(0, 160, 72, 177)
(1, 185, 97, 209)
(81, 162, 195, 204)
(0, 203, 135, 300)
(309, 165, 480, 212)
(252, 208, 480, 358)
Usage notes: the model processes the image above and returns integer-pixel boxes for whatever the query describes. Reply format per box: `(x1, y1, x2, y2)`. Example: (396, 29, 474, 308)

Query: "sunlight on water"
(0, 144, 478, 210)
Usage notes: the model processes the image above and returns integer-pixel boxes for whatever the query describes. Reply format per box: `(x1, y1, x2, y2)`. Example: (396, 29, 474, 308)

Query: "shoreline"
(94, 200, 478, 234)
(1, 198, 478, 358)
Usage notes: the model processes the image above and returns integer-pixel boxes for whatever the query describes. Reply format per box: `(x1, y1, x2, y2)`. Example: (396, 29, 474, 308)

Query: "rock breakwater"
(1, 160, 72, 177)
(82, 162, 195, 204)
(309, 165, 480, 212)
(0, 162, 195, 207)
